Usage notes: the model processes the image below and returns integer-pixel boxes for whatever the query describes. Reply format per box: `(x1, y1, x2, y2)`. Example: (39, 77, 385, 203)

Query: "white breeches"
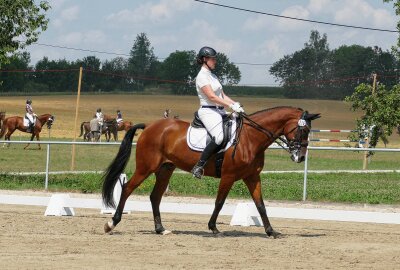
(26, 113, 34, 123)
(197, 107, 226, 145)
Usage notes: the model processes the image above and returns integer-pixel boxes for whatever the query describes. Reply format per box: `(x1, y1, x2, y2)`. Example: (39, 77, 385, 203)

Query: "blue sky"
(27, 0, 399, 85)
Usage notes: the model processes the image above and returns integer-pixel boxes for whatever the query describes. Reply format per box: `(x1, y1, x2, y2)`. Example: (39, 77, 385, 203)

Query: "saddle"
(187, 112, 238, 177)
(24, 115, 36, 133)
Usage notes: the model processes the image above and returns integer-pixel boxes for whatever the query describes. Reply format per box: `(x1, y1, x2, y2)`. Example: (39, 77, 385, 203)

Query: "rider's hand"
(229, 102, 244, 114)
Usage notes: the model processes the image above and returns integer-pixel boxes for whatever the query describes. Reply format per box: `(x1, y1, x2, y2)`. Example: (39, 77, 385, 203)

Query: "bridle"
(239, 111, 311, 154)
(46, 115, 55, 129)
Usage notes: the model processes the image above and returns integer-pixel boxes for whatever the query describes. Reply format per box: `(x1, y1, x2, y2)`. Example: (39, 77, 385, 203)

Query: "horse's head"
(0, 111, 5, 121)
(283, 111, 320, 163)
(45, 115, 55, 129)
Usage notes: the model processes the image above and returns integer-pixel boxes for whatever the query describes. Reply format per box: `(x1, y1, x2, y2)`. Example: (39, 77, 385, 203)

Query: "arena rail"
(0, 140, 399, 201)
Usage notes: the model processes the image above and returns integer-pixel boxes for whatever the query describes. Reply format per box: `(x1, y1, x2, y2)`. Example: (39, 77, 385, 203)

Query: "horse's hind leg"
(150, 163, 175, 235)
(243, 174, 281, 238)
(104, 170, 150, 234)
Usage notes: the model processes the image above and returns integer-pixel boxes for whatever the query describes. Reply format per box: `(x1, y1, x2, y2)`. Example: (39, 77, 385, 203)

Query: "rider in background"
(116, 109, 123, 124)
(96, 108, 104, 125)
(163, 109, 170, 119)
(25, 99, 36, 132)
(191, 46, 244, 179)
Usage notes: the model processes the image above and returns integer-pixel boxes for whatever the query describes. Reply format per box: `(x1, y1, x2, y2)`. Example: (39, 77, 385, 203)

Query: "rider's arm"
(201, 85, 234, 108)
(221, 89, 235, 104)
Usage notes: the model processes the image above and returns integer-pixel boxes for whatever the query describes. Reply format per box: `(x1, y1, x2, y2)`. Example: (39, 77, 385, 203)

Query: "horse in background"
(0, 113, 55, 150)
(103, 114, 133, 137)
(0, 111, 5, 130)
(79, 119, 118, 142)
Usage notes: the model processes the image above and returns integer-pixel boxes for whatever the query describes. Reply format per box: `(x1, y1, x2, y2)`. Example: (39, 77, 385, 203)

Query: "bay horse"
(104, 114, 133, 132)
(0, 113, 55, 150)
(102, 106, 320, 237)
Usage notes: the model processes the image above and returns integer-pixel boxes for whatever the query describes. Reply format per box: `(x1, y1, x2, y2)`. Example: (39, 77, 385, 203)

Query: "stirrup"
(191, 165, 204, 179)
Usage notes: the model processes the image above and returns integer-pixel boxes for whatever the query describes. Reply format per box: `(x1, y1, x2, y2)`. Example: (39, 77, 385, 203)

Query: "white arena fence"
(0, 140, 399, 201)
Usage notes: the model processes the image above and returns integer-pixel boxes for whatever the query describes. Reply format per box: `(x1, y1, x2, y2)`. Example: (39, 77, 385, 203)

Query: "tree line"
(0, 33, 241, 95)
(270, 30, 399, 100)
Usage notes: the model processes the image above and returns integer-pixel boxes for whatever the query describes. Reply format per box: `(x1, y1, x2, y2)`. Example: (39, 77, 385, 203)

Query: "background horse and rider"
(0, 113, 55, 149)
(102, 106, 320, 237)
(79, 119, 118, 142)
(104, 114, 133, 132)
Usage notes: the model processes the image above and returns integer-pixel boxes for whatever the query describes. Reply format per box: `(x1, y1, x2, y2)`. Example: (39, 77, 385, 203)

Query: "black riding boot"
(191, 140, 220, 179)
(28, 123, 34, 133)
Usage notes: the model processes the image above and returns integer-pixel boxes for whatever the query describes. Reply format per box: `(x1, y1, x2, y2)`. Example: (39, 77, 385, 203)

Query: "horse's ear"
(305, 113, 321, 121)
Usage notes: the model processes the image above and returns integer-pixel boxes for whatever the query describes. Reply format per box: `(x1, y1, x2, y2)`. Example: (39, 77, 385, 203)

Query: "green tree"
(0, 52, 32, 92)
(0, 0, 50, 68)
(270, 30, 332, 99)
(77, 56, 102, 92)
(128, 33, 157, 90)
(330, 45, 397, 99)
(161, 50, 197, 95)
(100, 57, 130, 92)
(213, 52, 241, 85)
(345, 83, 400, 148)
(35, 57, 78, 92)
(343, 0, 400, 149)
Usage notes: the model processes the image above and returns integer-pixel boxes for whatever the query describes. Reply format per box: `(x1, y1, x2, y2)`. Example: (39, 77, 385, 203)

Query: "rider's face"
(205, 57, 217, 70)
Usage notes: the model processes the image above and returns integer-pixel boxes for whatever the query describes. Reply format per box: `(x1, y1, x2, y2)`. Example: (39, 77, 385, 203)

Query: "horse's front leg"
(36, 132, 41, 150)
(24, 132, 35, 150)
(243, 174, 281, 238)
(208, 176, 235, 234)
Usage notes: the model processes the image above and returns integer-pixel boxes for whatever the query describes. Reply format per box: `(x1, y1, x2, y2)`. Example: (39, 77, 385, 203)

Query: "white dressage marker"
(44, 194, 75, 216)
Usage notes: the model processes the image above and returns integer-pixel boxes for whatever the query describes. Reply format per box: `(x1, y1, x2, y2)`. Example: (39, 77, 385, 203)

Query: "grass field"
(1, 94, 399, 204)
(1, 94, 399, 146)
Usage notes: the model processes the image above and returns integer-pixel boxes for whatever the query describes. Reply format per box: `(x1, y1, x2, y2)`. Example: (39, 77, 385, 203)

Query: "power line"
(193, 0, 398, 33)
(31, 42, 273, 66)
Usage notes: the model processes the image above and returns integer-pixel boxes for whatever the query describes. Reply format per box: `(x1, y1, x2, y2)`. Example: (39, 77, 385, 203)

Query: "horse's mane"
(249, 106, 303, 116)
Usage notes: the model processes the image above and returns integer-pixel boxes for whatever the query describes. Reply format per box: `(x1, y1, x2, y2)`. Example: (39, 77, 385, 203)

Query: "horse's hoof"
(104, 221, 115, 234)
(210, 228, 220, 235)
(161, 230, 172, 235)
(156, 229, 172, 235)
(267, 229, 282, 239)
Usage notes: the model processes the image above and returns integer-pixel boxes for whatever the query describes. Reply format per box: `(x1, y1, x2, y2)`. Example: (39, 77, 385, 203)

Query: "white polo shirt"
(195, 67, 223, 106)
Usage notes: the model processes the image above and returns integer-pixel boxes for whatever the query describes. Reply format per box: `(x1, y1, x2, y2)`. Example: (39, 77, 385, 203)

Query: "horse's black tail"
(78, 122, 86, 137)
(102, 123, 146, 208)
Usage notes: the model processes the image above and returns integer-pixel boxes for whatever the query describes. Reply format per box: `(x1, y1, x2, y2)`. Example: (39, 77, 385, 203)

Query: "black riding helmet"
(97, 108, 102, 112)
(26, 99, 32, 104)
(197, 46, 217, 64)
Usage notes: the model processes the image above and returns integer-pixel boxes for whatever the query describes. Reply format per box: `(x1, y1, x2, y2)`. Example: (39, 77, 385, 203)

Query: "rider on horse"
(191, 46, 245, 179)
(25, 99, 36, 133)
(96, 108, 104, 125)
(116, 110, 123, 124)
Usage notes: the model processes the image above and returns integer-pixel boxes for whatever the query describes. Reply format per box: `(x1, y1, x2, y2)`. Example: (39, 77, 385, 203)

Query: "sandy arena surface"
(0, 191, 400, 270)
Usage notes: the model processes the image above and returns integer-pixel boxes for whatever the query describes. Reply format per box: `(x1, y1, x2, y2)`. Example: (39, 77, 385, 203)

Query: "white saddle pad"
(186, 120, 237, 152)
(23, 117, 36, 127)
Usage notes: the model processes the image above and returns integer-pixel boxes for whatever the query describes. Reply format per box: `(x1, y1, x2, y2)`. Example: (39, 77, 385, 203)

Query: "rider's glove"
(229, 102, 244, 113)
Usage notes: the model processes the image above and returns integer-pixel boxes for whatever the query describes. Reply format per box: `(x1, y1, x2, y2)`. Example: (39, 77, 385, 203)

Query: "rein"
(238, 113, 297, 153)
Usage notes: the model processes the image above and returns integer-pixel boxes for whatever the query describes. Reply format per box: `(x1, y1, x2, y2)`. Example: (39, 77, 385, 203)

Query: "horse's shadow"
(138, 229, 326, 238)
